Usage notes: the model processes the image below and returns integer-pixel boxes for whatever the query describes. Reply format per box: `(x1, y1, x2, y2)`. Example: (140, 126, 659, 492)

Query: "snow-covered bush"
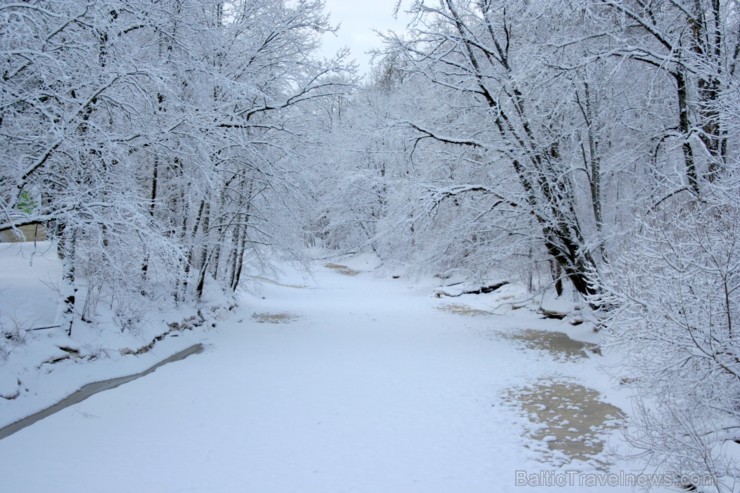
(601, 190, 740, 491)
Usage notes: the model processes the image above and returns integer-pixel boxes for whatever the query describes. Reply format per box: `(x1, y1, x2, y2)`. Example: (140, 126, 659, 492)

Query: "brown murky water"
(252, 312, 298, 324)
(502, 329, 600, 361)
(436, 303, 492, 317)
(324, 263, 360, 276)
(438, 305, 615, 466)
(505, 379, 625, 468)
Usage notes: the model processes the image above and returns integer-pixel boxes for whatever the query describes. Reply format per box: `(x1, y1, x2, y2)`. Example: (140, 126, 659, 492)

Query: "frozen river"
(0, 259, 657, 493)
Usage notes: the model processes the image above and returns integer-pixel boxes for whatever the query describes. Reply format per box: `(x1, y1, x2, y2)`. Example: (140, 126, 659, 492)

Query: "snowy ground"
(0, 246, 674, 492)
(0, 242, 218, 427)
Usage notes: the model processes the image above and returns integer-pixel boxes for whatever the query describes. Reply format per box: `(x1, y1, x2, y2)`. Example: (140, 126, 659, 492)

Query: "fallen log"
(538, 307, 568, 320)
(435, 281, 509, 298)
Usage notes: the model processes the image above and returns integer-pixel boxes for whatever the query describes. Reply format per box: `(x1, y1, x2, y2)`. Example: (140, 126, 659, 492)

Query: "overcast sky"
(320, 0, 411, 76)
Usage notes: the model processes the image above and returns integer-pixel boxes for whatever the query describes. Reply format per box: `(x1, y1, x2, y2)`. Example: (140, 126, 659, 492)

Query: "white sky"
(320, 0, 411, 76)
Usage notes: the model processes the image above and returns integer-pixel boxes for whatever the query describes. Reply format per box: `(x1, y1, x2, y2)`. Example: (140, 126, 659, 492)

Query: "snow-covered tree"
(311, 1, 740, 486)
(585, 2, 740, 488)
(373, 1, 616, 296)
(0, 0, 351, 333)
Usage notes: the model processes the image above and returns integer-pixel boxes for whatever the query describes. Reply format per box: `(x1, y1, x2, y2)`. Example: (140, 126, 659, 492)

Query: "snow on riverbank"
(0, 246, 670, 492)
(0, 242, 219, 428)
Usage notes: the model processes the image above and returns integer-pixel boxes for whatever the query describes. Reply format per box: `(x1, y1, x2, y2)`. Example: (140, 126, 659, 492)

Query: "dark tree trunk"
(675, 71, 701, 195)
(61, 227, 77, 336)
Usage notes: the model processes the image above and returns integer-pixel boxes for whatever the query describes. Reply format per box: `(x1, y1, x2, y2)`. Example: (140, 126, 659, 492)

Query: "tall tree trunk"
(675, 70, 701, 195)
(60, 226, 77, 336)
(209, 188, 229, 282)
(226, 179, 254, 291)
(691, 0, 726, 178)
(575, 80, 606, 259)
(230, 212, 249, 292)
(194, 201, 211, 300)
(140, 153, 159, 292)
(176, 182, 191, 304)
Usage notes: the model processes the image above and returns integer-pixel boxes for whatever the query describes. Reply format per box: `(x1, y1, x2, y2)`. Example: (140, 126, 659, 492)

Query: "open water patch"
(0, 343, 203, 440)
(324, 263, 360, 276)
(502, 329, 600, 361)
(505, 379, 624, 469)
(436, 303, 492, 317)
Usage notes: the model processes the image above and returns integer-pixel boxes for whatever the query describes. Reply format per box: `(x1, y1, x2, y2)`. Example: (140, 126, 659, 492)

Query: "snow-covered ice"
(0, 250, 670, 492)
